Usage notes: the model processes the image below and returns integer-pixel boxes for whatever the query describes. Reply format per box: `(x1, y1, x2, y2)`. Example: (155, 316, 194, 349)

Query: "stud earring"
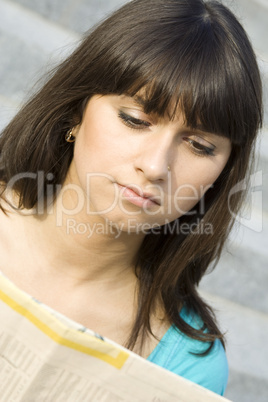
(65, 128, 76, 143)
(167, 166, 171, 171)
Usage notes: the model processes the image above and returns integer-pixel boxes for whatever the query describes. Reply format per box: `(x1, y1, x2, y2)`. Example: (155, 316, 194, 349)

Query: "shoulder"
(147, 306, 228, 396)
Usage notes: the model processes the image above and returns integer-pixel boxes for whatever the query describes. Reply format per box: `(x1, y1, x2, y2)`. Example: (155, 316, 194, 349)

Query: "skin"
(67, 94, 231, 228)
(0, 93, 231, 356)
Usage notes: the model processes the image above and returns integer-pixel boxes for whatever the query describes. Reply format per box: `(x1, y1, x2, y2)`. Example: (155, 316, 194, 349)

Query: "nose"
(134, 131, 174, 182)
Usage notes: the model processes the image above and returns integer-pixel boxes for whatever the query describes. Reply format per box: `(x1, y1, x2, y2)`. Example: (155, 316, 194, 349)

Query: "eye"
(183, 137, 215, 157)
(118, 111, 151, 130)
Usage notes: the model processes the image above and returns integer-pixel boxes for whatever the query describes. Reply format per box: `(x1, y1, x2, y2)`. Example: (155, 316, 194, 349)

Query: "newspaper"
(0, 273, 231, 402)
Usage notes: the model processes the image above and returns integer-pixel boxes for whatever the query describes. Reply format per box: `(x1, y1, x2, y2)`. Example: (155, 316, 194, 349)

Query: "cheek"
(73, 122, 107, 175)
(79, 115, 128, 162)
(181, 153, 229, 190)
(169, 158, 228, 216)
(78, 120, 102, 152)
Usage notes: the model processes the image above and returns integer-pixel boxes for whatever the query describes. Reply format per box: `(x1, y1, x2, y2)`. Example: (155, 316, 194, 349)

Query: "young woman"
(0, 0, 263, 396)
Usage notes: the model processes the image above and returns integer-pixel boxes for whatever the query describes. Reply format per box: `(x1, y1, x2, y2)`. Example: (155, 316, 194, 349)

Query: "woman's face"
(67, 94, 231, 233)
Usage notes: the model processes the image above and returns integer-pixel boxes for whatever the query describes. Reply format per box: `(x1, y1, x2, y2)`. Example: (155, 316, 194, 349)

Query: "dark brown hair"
(0, 0, 263, 353)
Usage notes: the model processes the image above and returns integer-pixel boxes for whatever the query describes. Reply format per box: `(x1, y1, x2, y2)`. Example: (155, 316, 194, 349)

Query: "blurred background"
(0, 0, 267, 400)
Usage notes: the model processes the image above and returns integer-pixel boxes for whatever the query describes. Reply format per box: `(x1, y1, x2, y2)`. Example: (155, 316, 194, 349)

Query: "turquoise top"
(147, 306, 228, 396)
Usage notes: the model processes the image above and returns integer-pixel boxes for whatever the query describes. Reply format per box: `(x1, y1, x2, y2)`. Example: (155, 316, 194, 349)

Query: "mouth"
(117, 184, 161, 208)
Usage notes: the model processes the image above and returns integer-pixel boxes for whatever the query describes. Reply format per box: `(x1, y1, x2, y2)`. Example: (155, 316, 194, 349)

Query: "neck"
(22, 197, 145, 287)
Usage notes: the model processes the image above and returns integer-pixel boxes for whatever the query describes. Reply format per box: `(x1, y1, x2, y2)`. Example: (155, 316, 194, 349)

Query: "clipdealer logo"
(4, 170, 264, 233)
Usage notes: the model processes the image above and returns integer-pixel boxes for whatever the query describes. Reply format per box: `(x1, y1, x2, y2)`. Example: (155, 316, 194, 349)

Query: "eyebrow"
(132, 95, 146, 108)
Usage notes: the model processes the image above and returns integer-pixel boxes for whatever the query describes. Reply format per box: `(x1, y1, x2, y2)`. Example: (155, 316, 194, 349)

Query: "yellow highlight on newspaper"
(0, 275, 129, 370)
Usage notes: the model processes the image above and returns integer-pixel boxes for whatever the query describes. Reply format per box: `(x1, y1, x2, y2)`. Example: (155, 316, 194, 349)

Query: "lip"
(117, 184, 161, 208)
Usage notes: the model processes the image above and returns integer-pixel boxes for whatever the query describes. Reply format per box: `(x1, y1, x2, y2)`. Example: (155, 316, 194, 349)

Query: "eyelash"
(183, 138, 215, 157)
(118, 111, 150, 130)
(118, 111, 215, 156)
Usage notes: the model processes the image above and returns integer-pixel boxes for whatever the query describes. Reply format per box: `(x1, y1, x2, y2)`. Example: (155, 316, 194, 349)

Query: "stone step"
(259, 60, 268, 125)
(0, 0, 79, 129)
(226, 370, 268, 402)
(0, 95, 18, 131)
(224, 0, 268, 126)
(226, 0, 268, 59)
(200, 235, 268, 315)
(0, 0, 79, 104)
(200, 197, 268, 313)
(200, 160, 268, 311)
(0, 0, 79, 54)
(6, 0, 128, 34)
(200, 291, 268, 402)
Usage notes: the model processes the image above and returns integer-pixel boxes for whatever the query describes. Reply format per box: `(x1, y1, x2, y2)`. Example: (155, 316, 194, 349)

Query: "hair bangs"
(118, 38, 252, 146)
(98, 0, 261, 147)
